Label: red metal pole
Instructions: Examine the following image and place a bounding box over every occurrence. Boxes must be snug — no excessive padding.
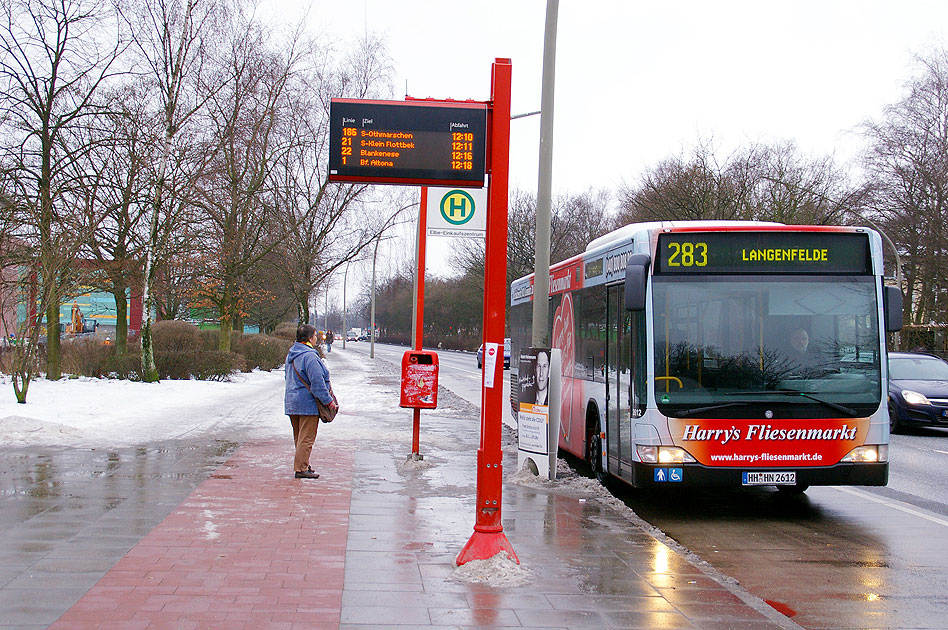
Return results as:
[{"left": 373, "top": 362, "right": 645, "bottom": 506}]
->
[
  {"left": 456, "top": 58, "right": 518, "bottom": 566},
  {"left": 412, "top": 187, "right": 428, "bottom": 456},
  {"left": 415, "top": 187, "right": 427, "bottom": 351}
]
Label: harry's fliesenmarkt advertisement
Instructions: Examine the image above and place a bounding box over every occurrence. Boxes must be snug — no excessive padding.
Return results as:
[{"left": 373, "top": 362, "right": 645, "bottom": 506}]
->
[{"left": 666, "top": 417, "right": 869, "bottom": 466}]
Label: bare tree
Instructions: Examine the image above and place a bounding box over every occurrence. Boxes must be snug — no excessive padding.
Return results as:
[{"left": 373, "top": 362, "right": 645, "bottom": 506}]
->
[
  {"left": 863, "top": 48, "right": 948, "bottom": 327},
  {"left": 194, "top": 15, "right": 301, "bottom": 352},
  {"left": 75, "top": 84, "right": 156, "bottom": 354},
  {"left": 616, "top": 141, "right": 751, "bottom": 224},
  {"left": 617, "top": 139, "right": 863, "bottom": 228},
  {"left": 750, "top": 142, "right": 863, "bottom": 225},
  {"left": 0, "top": 0, "right": 125, "bottom": 399},
  {"left": 270, "top": 32, "right": 399, "bottom": 326},
  {"left": 241, "top": 247, "right": 297, "bottom": 332},
  {"left": 123, "top": 0, "right": 229, "bottom": 381},
  {"left": 452, "top": 187, "right": 615, "bottom": 285}
]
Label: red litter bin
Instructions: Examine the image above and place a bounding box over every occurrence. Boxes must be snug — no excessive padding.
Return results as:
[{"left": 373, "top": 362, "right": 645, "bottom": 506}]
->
[{"left": 400, "top": 351, "right": 439, "bottom": 409}]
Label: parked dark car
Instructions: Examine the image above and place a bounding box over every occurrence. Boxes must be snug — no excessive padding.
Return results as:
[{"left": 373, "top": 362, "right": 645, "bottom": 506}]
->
[
  {"left": 888, "top": 352, "right": 948, "bottom": 433},
  {"left": 477, "top": 338, "right": 511, "bottom": 370}
]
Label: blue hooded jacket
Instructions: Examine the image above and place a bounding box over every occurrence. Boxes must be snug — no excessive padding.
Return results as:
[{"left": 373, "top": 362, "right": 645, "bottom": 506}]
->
[{"left": 284, "top": 342, "right": 332, "bottom": 415}]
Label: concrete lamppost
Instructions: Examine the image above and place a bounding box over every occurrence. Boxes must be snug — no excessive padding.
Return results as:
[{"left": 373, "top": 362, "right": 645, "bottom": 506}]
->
[
  {"left": 531, "top": 0, "right": 558, "bottom": 347},
  {"left": 370, "top": 235, "right": 382, "bottom": 359},
  {"left": 324, "top": 283, "right": 329, "bottom": 331},
  {"left": 342, "top": 260, "right": 351, "bottom": 349}
]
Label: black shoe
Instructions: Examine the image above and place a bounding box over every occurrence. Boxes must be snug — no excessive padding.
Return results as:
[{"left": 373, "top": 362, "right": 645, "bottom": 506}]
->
[
  {"left": 308, "top": 466, "right": 315, "bottom": 473},
  {"left": 295, "top": 470, "right": 319, "bottom": 479}
]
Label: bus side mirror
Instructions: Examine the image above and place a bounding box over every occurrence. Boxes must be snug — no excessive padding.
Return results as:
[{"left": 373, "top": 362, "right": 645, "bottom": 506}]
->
[
  {"left": 624, "top": 254, "right": 650, "bottom": 311},
  {"left": 883, "top": 285, "right": 903, "bottom": 332}
]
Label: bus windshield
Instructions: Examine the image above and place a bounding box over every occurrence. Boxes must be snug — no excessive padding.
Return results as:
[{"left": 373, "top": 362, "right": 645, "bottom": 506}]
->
[{"left": 652, "top": 276, "right": 882, "bottom": 418}]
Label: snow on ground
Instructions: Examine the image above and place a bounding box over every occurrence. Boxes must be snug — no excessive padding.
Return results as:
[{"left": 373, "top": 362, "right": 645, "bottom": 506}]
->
[{"left": 0, "top": 350, "right": 377, "bottom": 448}]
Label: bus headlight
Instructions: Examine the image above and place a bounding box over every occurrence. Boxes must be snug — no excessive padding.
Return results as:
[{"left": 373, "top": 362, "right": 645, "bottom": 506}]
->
[
  {"left": 636, "top": 445, "right": 697, "bottom": 464},
  {"left": 841, "top": 444, "right": 888, "bottom": 463},
  {"left": 901, "top": 390, "right": 931, "bottom": 406}
]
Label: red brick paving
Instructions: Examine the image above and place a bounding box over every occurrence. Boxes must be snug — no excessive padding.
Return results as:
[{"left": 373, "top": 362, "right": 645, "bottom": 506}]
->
[{"left": 49, "top": 440, "right": 351, "bottom": 630}]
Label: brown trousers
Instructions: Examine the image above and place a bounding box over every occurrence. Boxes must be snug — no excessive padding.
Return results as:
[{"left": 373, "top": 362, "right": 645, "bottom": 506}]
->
[{"left": 289, "top": 414, "right": 319, "bottom": 473}]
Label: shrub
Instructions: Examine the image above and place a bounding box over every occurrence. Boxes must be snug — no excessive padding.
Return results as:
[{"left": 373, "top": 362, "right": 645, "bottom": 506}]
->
[
  {"left": 104, "top": 351, "right": 144, "bottom": 380},
  {"left": 155, "top": 350, "right": 245, "bottom": 381},
  {"left": 234, "top": 334, "right": 291, "bottom": 371},
  {"left": 197, "top": 328, "right": 244, "bottom": 352},
  {"left": 197, "top": 329, "right": 219, "bottom": 351},
  {"left": 24, "top": 324, "right": 249, "bottom": 382},
  {"left": 378, "top": 333, "right": 410, "bottom": 346},
  {"left": 272, "top": 322, "right": 298, "bottom": 341},
  {"left": 62, "top": 337, "right": 113, "bottom": 378},
  {"left": 152, "top": 320, "right": 199, "bottom": 352},
  {"left": 0, "top": 345, "right": 16, "bottom": 374},
  {"left": 434, "top": 334, "right": 482, "bottom": 352}
]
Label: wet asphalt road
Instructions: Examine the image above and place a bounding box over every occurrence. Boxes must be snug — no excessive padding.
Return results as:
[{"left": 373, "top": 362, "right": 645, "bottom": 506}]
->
[
  {"left": 880, "top": 427, "right": 948, "bottom": 516},
  {"left": 608, "top": 428, "right": 948, "bottom": 629},
  {"left": 615, "top": 481, "right": 948, "bottom": 629}
]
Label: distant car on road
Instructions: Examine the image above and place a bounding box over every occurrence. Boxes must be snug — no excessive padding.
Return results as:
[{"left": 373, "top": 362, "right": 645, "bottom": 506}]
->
[
  {"left": 346, "top": 333, "right": 357, "bottom": 342},
  {"left": 477, "top": 338, "right": 511, "bottom": 370},
  {"left": 888, "top": 352, "right": 948, "bottom": 433}
]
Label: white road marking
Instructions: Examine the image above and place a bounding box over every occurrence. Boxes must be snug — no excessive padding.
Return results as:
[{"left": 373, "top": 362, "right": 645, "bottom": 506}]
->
[
  {"left": 836, "top": 487, "right": 948, "bottom": 527},
  {"left": 935, "top": 449, "right": 948, "bottom": 456}
]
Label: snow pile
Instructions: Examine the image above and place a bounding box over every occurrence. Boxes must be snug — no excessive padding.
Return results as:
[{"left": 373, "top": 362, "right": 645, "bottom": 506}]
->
[
  {"left": 450, "top": 552, "right": 531, "bottom": 587},
  {"left": 508, "top": 466, "right": 553, "bottom": 488},
  {"left": 398, "top": 455, "right": 433, "bottom": 471},
  {"left": 0, "top": 414, "right": 88, "bottom": 443}
]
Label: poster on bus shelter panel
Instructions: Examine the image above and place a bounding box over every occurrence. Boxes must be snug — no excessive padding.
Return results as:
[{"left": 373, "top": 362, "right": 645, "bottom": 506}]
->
[{"left": 517, "top": 348, "right": 561, "bottom": 480}]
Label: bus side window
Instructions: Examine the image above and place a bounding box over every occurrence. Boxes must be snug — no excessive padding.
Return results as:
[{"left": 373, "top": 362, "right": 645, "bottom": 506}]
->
[
  {"left": 582, "top": 288, "right": 606, "bottom": 383},
  {"left": 630, "top": 310, "right": 647, "bottom": 414}
]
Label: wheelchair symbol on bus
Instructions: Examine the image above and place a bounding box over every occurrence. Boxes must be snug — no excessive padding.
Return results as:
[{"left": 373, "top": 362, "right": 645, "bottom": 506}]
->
[{"left": 654, "top": 468, "right": 683, "bottom": 483}]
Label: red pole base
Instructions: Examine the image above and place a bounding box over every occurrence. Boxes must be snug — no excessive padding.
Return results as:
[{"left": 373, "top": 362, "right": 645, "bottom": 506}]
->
[{"left": 455, "top": 528, "right": 519, "bottom": 566}]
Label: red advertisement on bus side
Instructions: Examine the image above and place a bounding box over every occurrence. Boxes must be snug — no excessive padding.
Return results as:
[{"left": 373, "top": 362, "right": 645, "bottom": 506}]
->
[
  {"left": 666, "top": 417, "right": 870, "bottom": 467},
  {"left": 552, "top": 292, "right": 585, "bottom": 455}
]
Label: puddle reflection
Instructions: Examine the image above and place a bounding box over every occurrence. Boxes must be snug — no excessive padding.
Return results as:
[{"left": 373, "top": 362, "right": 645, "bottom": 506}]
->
[{"left": 0, "top": 440, "right": 239, "bottom": 528}]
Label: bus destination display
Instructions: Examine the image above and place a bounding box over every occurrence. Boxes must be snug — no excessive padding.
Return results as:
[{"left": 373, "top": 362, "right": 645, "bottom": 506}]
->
[
  {"left": 656, "top": 231, "right": 871, "bottom": 274},
  {"left": 329, "top": 99, "right": 487, "bottom": 186}
]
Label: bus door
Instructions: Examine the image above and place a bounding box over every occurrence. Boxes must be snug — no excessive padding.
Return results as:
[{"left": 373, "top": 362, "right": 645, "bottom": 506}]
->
[{"left": 607, "top": 284, "right": 633, "bottom": 482}]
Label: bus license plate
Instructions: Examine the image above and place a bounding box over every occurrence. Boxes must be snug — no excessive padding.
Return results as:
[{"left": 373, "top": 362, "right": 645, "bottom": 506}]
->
[{"left": 742, "top": 471, "right": 796, "bottom": 486}]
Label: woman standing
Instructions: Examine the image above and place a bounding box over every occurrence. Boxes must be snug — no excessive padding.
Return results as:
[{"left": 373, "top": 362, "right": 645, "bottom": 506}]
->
[{"left": 284, "top": 324, "right": 336, "bottom": 479}]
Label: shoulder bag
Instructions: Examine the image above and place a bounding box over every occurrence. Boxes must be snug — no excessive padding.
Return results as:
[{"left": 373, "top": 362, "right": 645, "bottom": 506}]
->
[{"left": 291, "top": 358, "right": 339, "bottom": 423}]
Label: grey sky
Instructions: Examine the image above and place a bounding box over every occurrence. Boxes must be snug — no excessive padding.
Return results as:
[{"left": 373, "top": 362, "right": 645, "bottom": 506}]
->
[{"left": 269, "top": 0, "right": 948, "bottom": 194}]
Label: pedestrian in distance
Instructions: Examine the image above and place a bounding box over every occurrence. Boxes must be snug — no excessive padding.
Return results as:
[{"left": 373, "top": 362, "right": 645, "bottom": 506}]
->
[
  {"left": 284, "top": 324, "right": 337, "bottom": 479},
  {"left": 326, "top": 330, "right": 334, "bottom": 353}
]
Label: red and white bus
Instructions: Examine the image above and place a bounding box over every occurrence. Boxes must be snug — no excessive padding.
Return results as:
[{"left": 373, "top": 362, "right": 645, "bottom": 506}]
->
[{"left": 509, "top": 221, "right": 903, "bottom": 491}]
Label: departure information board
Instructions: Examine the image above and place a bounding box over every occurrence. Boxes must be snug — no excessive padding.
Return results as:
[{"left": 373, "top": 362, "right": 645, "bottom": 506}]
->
[
  {"left": 656, "top": 231, "right": 872, "bottom": 274},
  {"left": 328, "top": 99, "right": 487, "bottom": 187}
]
